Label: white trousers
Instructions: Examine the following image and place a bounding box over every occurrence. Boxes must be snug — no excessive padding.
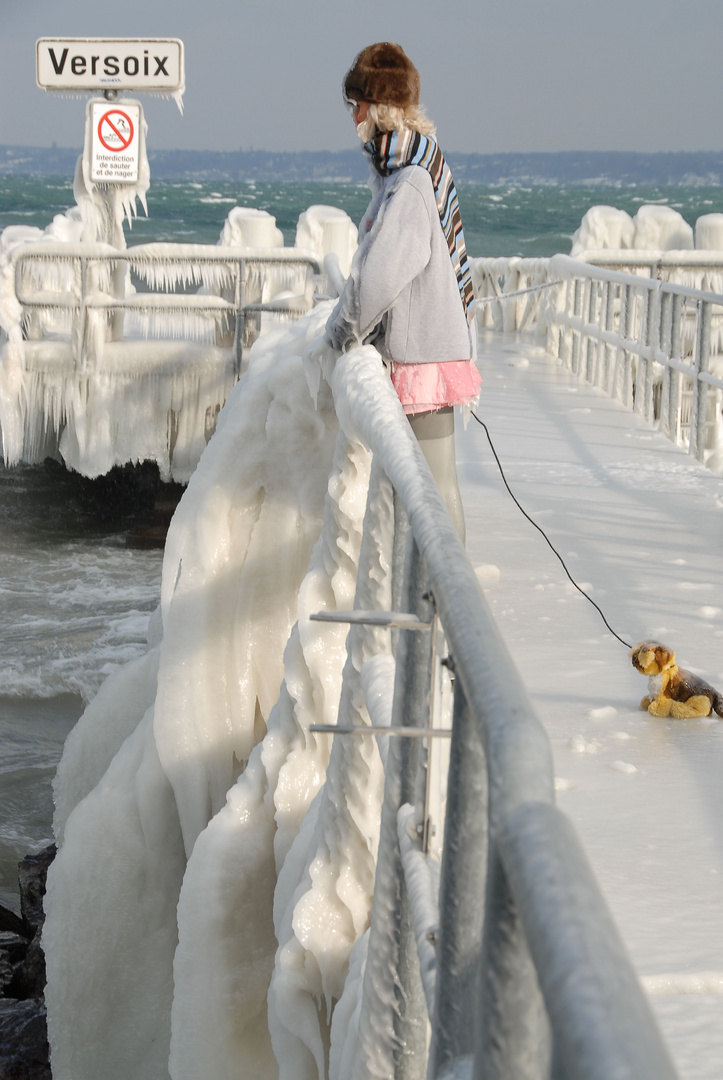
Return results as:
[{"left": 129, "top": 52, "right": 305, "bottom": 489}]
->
[{"left": 407, "top": 406, "right": 465, "bottom": 543}]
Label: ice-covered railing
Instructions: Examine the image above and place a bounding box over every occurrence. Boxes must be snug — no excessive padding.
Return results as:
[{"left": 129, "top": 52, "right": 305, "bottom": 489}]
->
[
  {"left": 469, "top": 254, "right": 723, "bottom": 475},
  {"left": 298, "top": 345, "right": 678, "bottom": 1079},
  {"left": 12, "top": 242, "right": 323, "bottom": 370},
  {"left": 1, "top": 240, "right": 323, "bottom": 480},
  {"left": 544, "top": 254, "right": 723, "bottom": 475},
  {"left": 469, "top": 256, "right": 551, "bottom": 333},
  {"left": 41, "top": 300, "right": 680, "bottom": 1080}
]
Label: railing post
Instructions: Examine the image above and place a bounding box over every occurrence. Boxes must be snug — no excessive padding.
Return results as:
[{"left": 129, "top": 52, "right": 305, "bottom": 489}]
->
[
  {"left": 636, "top": 286, "right": 658, "bottom": 423},
  {"left": 474, "top": 840, "right": 551, "bottom": 1080},
  {"left": 233, "top": 260, "right": 245, "bottom": 375},
  {"left": 601, "top": 280, "right": 615, "bottom": 392},
  {"left": 429, "top": 679, "right": 487, "bottom": 1080},
  {"left": 357, "top": 533, "right": 433, "bottom": 1080},
  {"left": 616, "top": 283, "right": 634, "bottom": 408},
  {"left": 690, "top": 299, "right": 712, "bottom": 462},
  {"left": 585, "top": 278, "right": 598, "bottom": 383},
  {"left": 77, "top": 255, "right": 88, "bottom": 370},
  {"left": 669, "top": 292, "right": 684, "bottom": 443},
  {"left": 570, "top": 279, "right": 582, "bottom": 375}
]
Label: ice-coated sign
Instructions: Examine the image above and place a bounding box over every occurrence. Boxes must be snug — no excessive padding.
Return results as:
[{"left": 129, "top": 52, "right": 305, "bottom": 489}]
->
[
  {"left": 36, "top": 38, "right": 184, "bottom": 93},
  {"left": 90, "top": 102, "right": 141, "bottom": 183}
]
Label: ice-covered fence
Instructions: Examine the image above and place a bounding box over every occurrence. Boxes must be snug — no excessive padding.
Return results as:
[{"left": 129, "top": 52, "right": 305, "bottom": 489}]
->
[
  {"left": 469, "top": 256, "right": 551, "bottom": 333},
  {"left": 320, "top": 347, "right": 678, "bottom": 1080},
  {"left": 2, "top": 241, "right": 322, "bottom": 480},
  {"left": 545, "top": 254, "right": 723, "bottom": 474},
  {"left": 13, "top": 242, "right": 322, "bottom": 371},
  {"left": 576, "top": 249, "right": 723, "bottom": 295},
  {"left": 469, "top": 253, "right": 723, "bottom": 476}
]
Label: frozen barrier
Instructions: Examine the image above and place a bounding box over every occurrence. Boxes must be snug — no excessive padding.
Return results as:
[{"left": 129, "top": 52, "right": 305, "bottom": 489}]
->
[
  {"left": 0, "top": 238, "right": 322, "bottom": 481},
  {"left": 311, "top": 347, "right": 678, "bottom": 1080},
  {"left": 42, "top": 303, "right": 679, "bottom": 1079},
  {"left": 470, "top": 253, "right": 723, "bottom": 476},
  {"left": 469, "top": 255, "right": 552, "bottom": 333},
  {"left": 544, "top": 254, "right": 723, "bottom": 476}
]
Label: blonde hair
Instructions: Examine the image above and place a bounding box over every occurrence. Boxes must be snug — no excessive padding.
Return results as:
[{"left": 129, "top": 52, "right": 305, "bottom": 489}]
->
[{"left": 356, "top": 102, "right": 436, "bottom": 143}]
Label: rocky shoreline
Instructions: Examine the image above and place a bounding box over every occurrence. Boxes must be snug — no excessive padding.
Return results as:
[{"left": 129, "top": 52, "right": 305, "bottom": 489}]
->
[{"left": 0, "top": 847, "right": 55, "bottom": 1080}]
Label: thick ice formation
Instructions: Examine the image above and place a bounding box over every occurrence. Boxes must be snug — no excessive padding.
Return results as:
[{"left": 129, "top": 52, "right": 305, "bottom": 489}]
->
[
  {"left": 219, "top": 207, "right": 284, "bottom": 249},
  {"left": 632, "top": 205, "right": 694, "bottom": 251},
  {"left": 43, "top": 305, "right": 412, "bottom": 1080},
  {"left": 295, "top": 206, "right": 359, "bottom": 278},
  {"left": 570, "top": 206, "right": 635, "bottom": 257},
  {"left": 695, "top": 213, "right": 723, "bottom": 251},
  {"left": 0, "top": 192, "right": 357, "bottom": 481},
  {"left": 571, "top": 203, "right": 698, "bottom": 255}
]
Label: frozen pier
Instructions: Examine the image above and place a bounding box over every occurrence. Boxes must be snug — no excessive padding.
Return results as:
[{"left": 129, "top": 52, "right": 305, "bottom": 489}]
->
[
  {"left": 460, "top": 328, "right": 723, "bottom": 1078},
  {"left": 41, "top": 290, "right": 723, "bottom": 1080}
]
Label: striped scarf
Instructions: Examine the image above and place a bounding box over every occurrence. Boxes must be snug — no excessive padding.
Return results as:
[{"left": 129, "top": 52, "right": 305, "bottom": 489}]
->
[{"left": 364, "top": 129, "right": 475, "bottom": 326}]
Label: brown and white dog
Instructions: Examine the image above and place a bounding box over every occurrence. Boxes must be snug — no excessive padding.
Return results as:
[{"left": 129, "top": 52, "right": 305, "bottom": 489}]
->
[{"left": 630, "top": 640, "right": 723, "bottom": 719}]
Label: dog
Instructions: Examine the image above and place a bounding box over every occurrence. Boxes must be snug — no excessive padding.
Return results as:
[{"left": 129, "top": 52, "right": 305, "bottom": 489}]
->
[{"left": 629, "top": 640, "right": 723, "bottom": 719}]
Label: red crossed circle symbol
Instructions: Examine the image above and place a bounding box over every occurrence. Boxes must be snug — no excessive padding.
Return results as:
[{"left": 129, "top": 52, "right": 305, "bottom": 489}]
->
[{"left": 97, "top": 109, "right": 135, "bottom": 153}]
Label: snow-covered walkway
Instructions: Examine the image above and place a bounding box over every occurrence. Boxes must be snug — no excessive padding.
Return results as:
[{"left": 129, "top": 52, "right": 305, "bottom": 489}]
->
[{"left": 458, "top": 330, "right": 723, "bottom": 1080}]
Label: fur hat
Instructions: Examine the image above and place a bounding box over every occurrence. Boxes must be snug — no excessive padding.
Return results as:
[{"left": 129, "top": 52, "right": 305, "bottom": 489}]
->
[{"left": 343, "top": 43, "right": 421, "bottom": 109}]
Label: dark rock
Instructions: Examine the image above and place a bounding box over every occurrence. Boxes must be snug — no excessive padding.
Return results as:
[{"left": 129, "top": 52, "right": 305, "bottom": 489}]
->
[
  {"left": 0, "top": 934, "right": 29, "bottom": 997},
  {"left": 0, "top": 938, "right": 26, "bottom": 969},
  {"left": 5, "top": 931, "right": 45, "bottom": 1003},
  {"left": 0, "top": 910, "right": 26, "bottom": 941},
  {"left": 0, "top": 999, "right": 50, "bottom": 1079},
  {"left": 17, "top": 848, "right": 55, "bottom": 933}
]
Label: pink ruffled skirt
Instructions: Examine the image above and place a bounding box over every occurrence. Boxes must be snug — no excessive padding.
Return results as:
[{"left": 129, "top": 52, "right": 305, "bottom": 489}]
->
[{"left": 389, "top": 359, "right": 482, "bottom": 415}]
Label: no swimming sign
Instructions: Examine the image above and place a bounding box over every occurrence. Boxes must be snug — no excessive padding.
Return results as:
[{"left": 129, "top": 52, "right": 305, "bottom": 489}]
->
[{"left": 90, "top": 102, "right": 141, "bottom": 183}]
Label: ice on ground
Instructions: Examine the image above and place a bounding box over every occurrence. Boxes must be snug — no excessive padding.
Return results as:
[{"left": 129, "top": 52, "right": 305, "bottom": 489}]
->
[
  {"left": 609, "top": 760, "right": 638, "bottom": 775},
  {"left": 474, "top": 563, "right": 501, "bottom": 584},
  {"left": 589, "top": 706, "right": 618, "bottom": 721},
  {"left": 459, "top": 330, "right": 723, "bottom": 1080}
]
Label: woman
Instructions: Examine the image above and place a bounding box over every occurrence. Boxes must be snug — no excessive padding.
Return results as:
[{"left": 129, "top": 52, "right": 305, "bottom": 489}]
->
[{"left": 325, "top": 41, "right": 480, "bottom": 541}]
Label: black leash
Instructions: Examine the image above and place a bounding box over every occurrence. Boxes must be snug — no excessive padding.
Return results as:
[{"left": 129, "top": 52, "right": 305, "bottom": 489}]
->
[{"left": 471, "top": 410, "right": 632, "bottom": 650}]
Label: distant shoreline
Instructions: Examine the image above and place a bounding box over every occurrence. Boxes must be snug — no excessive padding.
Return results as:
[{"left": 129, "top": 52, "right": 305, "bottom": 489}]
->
[{"left": 3, "top": 145, "right": 723, "bottom": 186}]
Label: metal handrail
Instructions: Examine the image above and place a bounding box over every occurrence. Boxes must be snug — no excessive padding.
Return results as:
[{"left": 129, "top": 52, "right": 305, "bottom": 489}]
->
[
  {"left": 12, "top": 242, "right": 323, "bottom": 373},
  {"left": 328, "top": 347, "right": 678, "bottom": 1080},
  {"left": 546, "top": 255, "right": 723, "bottom": 468}
]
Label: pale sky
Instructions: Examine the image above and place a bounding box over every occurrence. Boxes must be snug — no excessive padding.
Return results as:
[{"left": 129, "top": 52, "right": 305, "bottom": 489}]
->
[{"left": 2, "top": 0, "right": 723, "bottom": 156}]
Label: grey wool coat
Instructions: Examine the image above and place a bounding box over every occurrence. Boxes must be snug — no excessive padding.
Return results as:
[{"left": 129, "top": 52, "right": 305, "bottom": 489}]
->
[{"left": 325, "top": 165, "right": 476, "bottom": 365}]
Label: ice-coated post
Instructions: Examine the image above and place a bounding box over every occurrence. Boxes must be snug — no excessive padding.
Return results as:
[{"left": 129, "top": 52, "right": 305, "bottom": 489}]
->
[
  {"left": 636, "top": 286, "right": 658, "bottom": 423},
  {"left": 584, "top": 277, "right": 597, "bottom": 383},
  {"left": 570, "top": 278, "right": 582, "bottom": 375},
  {"left": 691, "top": 299, "right": 712, "bottom": 462},
  {"left": 616, "top": 282, "right": 634, "bottom": 408},
  {"left": 601, "top": 280, "right": 615, "bottom": 392},
  {"left": 357, "top": 533, "right": 432, "bottom": 1080},
  {"left": 429, "top": 679, "right": 488, "bottom": 1080},
  {"left": 668, "top": 291, "right": 684, "bottom": 444},
  {"left": 473, "top": 844, "right": 551, "bottom": 1080},
  {"left": 396, "top": 537, "right": 435, "bottom": 1079}
]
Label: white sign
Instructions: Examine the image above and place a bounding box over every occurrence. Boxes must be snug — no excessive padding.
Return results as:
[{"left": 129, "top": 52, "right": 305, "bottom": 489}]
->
[
  {"left": 37, "top": 38, "right": 184, "bottom": 93},
  {"left": 90, "top": 102, "right": 141, "bottom": 183}
]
